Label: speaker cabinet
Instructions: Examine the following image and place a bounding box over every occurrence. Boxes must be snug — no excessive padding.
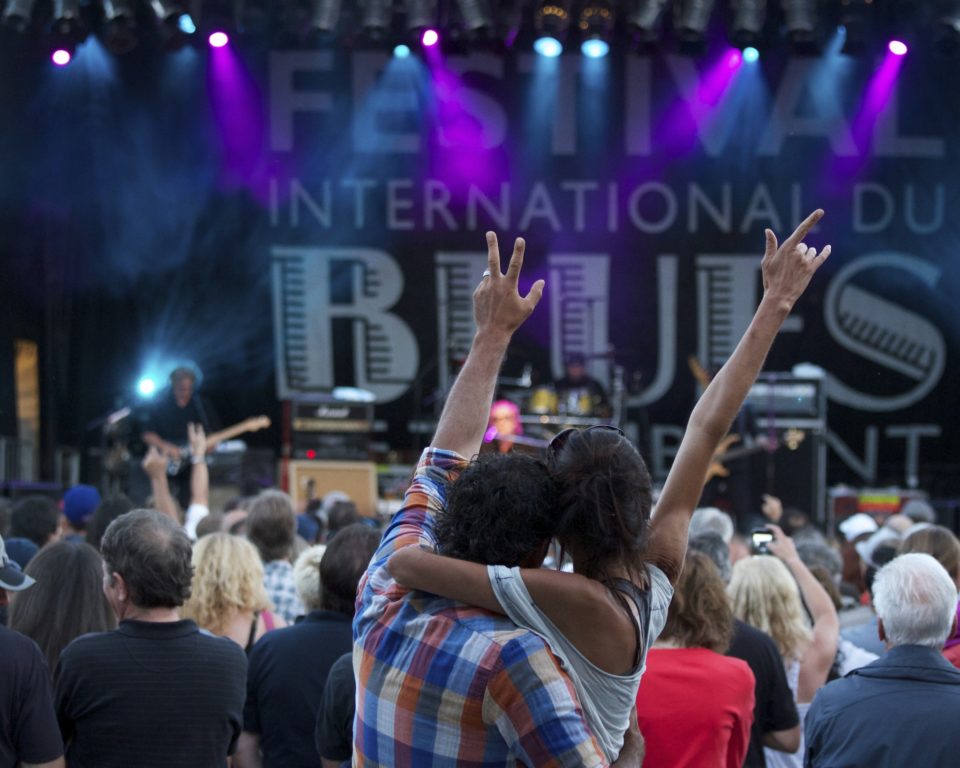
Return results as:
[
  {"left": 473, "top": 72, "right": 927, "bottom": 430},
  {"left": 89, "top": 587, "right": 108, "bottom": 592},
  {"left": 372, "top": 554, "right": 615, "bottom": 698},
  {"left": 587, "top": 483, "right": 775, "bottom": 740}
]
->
[{"left": 287, "top": 460, "right": 378, "bottom": 518}]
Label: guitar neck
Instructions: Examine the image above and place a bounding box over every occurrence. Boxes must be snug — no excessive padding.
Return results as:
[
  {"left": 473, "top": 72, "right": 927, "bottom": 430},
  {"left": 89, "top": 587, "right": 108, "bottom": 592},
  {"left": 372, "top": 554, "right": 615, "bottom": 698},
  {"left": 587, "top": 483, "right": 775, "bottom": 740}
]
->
[{"left": 206, "top": 420, "right": 264, "bottom": 448}]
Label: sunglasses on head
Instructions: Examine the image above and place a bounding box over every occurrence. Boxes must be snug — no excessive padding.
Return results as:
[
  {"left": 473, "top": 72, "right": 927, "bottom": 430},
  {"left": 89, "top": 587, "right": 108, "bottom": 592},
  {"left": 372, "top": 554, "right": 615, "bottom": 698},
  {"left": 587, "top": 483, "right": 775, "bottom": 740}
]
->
[{"left": 547, "top": 425, "right": 626, "bottom": 457}]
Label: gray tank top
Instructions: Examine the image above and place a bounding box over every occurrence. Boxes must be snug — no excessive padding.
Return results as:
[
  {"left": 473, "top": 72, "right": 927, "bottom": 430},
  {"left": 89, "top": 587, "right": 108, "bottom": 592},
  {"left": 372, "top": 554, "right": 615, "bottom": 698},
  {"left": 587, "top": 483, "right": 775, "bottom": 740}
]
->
[{"left": 487, "top": 563, "right": 674, "bottom": 762}]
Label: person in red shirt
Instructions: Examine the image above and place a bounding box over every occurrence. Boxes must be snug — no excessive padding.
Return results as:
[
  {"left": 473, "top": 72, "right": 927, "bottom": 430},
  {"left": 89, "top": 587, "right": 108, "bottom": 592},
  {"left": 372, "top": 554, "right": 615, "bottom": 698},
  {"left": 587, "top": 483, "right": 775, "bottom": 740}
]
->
[{"left": 636, "top": 551, "right": 755, "bottom": 768}]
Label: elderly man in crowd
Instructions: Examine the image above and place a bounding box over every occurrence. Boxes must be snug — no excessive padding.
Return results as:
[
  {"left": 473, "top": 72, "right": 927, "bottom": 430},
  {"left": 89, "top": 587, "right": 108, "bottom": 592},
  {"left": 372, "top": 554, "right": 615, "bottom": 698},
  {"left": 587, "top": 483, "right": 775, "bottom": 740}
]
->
[
  {"left": 804, "top": 553, "right": 960, "bottom": 766},
  {"left": 55, "top": 509, "right": 247, "bottom": 768}
]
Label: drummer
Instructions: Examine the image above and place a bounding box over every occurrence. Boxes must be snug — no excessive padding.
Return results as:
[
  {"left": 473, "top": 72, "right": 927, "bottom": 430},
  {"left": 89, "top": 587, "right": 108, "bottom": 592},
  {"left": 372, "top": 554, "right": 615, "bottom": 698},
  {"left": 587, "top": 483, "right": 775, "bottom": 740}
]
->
[{"left": 554, "top": 352, "right": 610, "bottom": 418}]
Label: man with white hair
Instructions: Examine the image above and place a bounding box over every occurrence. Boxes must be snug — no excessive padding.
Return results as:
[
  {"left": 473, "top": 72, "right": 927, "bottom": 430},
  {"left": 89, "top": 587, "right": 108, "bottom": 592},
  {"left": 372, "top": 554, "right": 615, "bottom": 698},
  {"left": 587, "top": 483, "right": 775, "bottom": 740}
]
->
[{"left": 804, "top": 553, "right": 960, "bottom": 767}]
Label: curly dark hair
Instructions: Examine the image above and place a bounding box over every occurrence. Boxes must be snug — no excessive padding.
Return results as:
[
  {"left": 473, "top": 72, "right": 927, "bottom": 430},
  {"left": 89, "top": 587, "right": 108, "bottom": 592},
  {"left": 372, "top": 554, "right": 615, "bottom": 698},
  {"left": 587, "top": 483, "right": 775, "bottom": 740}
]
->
[
  {"left": 435, "top": 453, "right": 558, "bottom": 567},
  {"left": 661, "top": 550, "right": 733, "bottom": 653},
  {"left": 101, "top": 509, "right": 193, "bottom": 609},
  {"left": 550, "top": 429, "right": 652, "bottom": 583}
]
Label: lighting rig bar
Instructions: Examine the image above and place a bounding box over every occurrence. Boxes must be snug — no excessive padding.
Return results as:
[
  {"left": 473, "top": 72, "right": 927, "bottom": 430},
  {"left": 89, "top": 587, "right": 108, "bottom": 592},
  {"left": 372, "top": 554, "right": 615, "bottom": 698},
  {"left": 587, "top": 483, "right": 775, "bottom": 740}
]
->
[{"left": 0, "top": 0, "right": 953, "bottom": 60}]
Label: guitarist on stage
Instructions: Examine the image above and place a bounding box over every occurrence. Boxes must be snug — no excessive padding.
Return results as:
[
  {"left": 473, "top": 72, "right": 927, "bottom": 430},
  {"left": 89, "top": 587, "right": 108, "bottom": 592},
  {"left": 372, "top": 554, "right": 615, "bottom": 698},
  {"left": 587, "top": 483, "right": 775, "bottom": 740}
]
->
[{"left": 140, "top": 365, "right": 218, "bottom": 509}]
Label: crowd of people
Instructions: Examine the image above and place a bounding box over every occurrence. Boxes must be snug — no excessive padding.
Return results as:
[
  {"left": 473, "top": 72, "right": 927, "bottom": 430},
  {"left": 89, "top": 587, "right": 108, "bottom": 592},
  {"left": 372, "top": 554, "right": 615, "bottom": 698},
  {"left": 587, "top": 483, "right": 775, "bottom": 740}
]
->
[{"left": 2, "top": 218, "right": 960, "bottom": 767}]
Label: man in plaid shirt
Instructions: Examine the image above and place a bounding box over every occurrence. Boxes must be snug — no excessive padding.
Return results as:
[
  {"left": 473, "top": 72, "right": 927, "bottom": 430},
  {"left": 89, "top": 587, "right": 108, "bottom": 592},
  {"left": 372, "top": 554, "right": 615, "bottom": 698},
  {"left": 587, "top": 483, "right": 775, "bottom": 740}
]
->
[{"left": 353, "top": 234, "right": 642, "bottom": 767}]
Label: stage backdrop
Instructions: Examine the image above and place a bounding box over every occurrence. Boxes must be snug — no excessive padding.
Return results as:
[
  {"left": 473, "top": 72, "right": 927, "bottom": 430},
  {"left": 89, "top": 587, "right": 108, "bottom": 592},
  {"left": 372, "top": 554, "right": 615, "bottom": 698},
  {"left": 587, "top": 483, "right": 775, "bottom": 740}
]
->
[{"left": 0, "top": 39, "right": 958, "bottom": 496}]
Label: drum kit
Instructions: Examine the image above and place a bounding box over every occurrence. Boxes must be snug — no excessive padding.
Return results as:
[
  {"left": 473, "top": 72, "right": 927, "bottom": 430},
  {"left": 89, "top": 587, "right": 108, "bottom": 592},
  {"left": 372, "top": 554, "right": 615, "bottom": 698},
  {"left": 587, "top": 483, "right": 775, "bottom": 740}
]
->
[{"left": 528, "top": 385, "right": 597, "bottom": 418}]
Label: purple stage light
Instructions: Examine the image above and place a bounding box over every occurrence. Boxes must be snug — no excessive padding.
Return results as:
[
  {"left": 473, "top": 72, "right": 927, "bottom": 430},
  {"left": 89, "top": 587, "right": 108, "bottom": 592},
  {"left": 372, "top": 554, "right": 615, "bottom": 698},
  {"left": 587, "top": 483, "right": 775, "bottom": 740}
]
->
[
  {"left": 728, "top": 50, "right": 742, "bottom": 68},
  {"left": 422, "top": 28, "right": 439, "bottom": 47},
  {"left": 52, "top": 49, "right": 72, "bottom": 66},
  {"left": 888, "top": 40, "right": 908, "bottom": 56},
  {"left": 209, "top": 31, "right": 229, "bottom": 48}
]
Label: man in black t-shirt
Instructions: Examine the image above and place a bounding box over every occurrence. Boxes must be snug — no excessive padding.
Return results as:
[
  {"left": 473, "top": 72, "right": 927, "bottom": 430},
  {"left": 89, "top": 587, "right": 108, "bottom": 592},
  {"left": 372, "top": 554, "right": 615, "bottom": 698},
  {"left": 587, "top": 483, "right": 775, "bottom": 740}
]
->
[
  {"left": 236, "top": 524, "right": 380, "bottom": 768},
  {"left": 553, "top": 352, "right": 610, "bottom": 417},
  {"left": 55, "top": 510, "right": 246, "bottom": 768},
  {"left": 140, "top": 366, "right": 215, "bottom": 508},
  {"left": 315, "top": 652, "right": 354, "bottom": 768}
]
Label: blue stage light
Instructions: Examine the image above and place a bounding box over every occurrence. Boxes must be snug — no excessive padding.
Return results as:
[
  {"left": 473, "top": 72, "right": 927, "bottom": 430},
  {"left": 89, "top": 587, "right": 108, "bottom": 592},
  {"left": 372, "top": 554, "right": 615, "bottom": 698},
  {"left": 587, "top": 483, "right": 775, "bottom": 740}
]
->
[
  {"left": 137, "top": 377, "right": 157, "bottom": 398},
  {"left": 393, "top": 43, "right": 411, "bottom": 58},
  {"left": 534, "top": 36, "right": 563, "bottom": 57},
  {"left": 581, "top": 38, "right": 609, "bottom": 58},
  {"left": 743, "top": 46, "right": 760, "bottom": 62}
]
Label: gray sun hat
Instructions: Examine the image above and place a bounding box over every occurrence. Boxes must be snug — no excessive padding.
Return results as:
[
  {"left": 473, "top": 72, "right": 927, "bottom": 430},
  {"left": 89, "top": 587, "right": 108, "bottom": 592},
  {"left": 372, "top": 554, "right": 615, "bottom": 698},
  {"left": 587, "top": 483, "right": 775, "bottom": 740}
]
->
[{"left": 0, "top": 534, "right": 35, "bottom": 591}]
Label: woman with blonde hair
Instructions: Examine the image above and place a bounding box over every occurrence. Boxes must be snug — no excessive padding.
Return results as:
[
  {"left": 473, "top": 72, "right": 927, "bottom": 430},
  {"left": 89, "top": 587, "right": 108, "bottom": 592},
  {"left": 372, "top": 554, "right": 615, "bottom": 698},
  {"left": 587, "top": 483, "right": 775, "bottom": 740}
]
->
[
  {"left": 728, "top": 525, "right": 838, "bottom": 768},
  {"left": 182, "top": 533, "right": 285, "bottom": 651}
]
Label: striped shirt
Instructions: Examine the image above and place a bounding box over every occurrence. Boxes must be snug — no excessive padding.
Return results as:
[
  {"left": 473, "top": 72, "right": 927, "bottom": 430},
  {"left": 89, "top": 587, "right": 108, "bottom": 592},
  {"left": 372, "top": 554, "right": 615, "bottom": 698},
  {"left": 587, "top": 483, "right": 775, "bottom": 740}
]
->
[{"left": 353, "top": 448, "right": 607, "bottom": 767}]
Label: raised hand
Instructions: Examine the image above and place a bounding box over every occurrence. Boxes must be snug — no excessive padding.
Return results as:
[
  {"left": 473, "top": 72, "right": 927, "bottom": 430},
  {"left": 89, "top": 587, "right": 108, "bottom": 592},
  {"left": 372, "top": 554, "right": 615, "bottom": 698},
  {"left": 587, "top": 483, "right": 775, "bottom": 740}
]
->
[
  {"left": 762, "top": 209, "right": 831, "bottom": 311},
  {"left": 187, "top": 422, "right": 207, "bottom": 458},
  {"left": 764, "top": 523, "right": 800, "bottom": 563},
  {"left": 141, "top": 446, "right": 167, "bottom": 478},
  {"left": 472, "top": 232, "right": 545, "bottom": 340}
]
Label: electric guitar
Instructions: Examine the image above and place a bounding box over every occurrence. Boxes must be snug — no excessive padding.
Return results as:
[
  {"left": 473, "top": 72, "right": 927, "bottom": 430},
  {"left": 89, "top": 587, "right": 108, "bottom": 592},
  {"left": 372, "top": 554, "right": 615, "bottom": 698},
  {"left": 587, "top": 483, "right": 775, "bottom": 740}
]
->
[{"left": 166, "top": 416, "right": 271, "bottom": 475}]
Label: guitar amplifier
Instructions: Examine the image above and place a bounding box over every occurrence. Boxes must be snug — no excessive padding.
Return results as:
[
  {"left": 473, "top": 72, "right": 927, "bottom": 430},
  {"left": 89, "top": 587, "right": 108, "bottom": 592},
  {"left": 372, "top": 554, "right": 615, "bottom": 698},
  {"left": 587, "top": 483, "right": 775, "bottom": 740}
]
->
[{"left": 290, "top": 398, "right": 372, "bottom": 461}]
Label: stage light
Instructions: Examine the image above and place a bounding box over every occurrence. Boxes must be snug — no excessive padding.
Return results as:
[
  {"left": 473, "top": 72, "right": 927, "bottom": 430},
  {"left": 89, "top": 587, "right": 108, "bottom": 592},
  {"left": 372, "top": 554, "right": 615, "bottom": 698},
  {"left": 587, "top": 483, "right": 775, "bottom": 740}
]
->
[
  {"left": 102, "top": 0, "right": 138, "bottom": 54},
  {"left": 838, "top": 0, "right": 874, "bottom": 55},
  {"left": 581, "top": 38, "right": 609, "bottom": 57},
  {"left": 52, "top": 0, "right": 83, "bottom": 38},
  {"left": 934, "top": 2, "right": 960, "bottom": 56},
  {"left": 405, "top": 0, "right": 436, "bottom": 31},
  {"left": 421, "top": 27, "right": 439, "bottom": 45},
  {"left": 887, "top": 40, "right": 907, "bottom": 56},
  {"left": 534, "top": 36, "right": 563, "bottom": 56},
  {"left": 308, "top": 0, "right": 341, "bottom": 35},
  {"left": 535, "top": 0, "right": 572, "bottom": 48},
  {"left": 137, "top": 377, "right": 158, "bottom": 397},
  {"left": 150, "top": 2, "right": 195, "bottom": 48},
  {"left": 579, "top": 0, "right": 613, "bottom": 57},
  {"left": 52, "top": 48, "right": 72, "bottom": 65},
  {"left": 393, "top": 43, "right": 411, "bottom": 57},
  {"left": 359, "top": 0, "right": 391, "bottom": 38},
  {"left": 675, "top": 0, "right": 716, "bottom": 49},
  {"left": 730, "top": 0, "right": 765, "bottom": 48},
  {"left": 626, "top": 0, "right": 668, "bottom": 45},
  {"left": 150, "top": 0, "right": 182, "bottom": 23},
  {"left": 743, "top": 45, "right": 760, "bottom": 61},
  {"left": 781, "top": 0, "right": 818, "bottom": 51},
  {"left": 2, "top": 0, "right": 35, "bottom": 33},
  {"left": 455, "top": 0, "right": 492, "bottom": 34},
  {"left": 208, "top": 30, "right": 229, "bottom": 46},
  {"left": 178, "top": 14, "right": 196, "bottom": 34}
]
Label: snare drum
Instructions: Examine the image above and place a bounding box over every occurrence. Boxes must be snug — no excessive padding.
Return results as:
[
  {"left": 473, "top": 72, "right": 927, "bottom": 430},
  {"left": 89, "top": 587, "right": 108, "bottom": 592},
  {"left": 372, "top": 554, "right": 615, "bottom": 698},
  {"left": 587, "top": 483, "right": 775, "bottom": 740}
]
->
[{"left": 529, "top": 386, "right": 558, "bottom": 415}]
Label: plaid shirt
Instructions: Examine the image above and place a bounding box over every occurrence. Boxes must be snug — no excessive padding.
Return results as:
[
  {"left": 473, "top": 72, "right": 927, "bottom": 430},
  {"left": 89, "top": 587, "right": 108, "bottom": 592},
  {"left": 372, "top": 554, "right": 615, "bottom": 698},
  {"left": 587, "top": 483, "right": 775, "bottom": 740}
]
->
[
  {"left": 263, "top": 560, "right": 304, "bottom": 625},
  {"left": 353, "top": 448, "right": 607, "bottom": 767}
]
